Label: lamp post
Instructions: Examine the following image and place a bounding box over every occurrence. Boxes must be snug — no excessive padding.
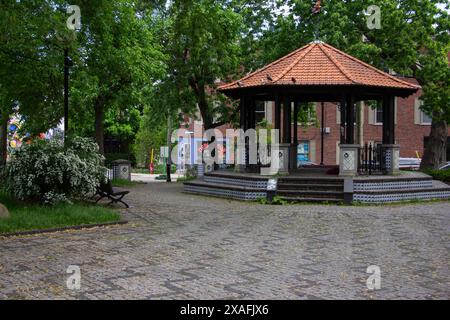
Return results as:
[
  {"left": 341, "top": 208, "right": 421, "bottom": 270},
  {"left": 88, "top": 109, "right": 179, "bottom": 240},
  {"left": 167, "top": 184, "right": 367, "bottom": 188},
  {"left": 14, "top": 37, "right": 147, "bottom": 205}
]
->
[
  {"left": 64, "top": 48, "right": 70, "bottom": 136},
  {"left": 166, "top": 114, "right": 172, "bottom": 183}
]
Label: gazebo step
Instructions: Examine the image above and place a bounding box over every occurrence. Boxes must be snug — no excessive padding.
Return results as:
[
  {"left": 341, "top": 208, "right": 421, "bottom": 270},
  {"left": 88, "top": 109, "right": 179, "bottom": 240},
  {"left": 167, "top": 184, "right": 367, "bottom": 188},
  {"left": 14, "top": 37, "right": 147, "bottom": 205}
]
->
[
  {"left": 277, "top": 190, "right": 344, "bottom": 199},
  {"left": 184, "top": 180, "right": 266, "bottom": 192},
  {"left": 277, "top": 183, "right": 344, "bottom": 191},
  {"left": 183, "top": 181, "right": 267, "bottom": 201},
  {"left": 278, "top": 178, "right": 344, "bottom": 185}
]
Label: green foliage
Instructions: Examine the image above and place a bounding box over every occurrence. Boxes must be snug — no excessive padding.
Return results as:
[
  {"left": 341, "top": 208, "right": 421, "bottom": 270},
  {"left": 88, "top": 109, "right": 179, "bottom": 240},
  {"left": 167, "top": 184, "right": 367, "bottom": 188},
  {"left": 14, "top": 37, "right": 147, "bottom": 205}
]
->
[
  {"left": 2, "top": 137, "right": 106, "bottom": 205},
  {"left": 155, "top": 164, "right": 177, "bottom": 175},
  {"left": 133, "top": 105, "right": 168, "bottom": 167},
  {"left": 176, "top": 175, "right": 197, "bottom": 183},
  {"left": 257, "top": 197, "right": 269, "bottom": 205},
  {"left": 257, "top": 196, "right": 288, "bottom": 205},
  {"left": 297, "top": 102, "right": 319, "bottom": 128},
  {"left": 423, "top": 169, "right": 450, "bottom": 183},
  {"left": 69, "top": 0, "right": 167, "bottom": 152},
  {"left": 256, "top": 119, "right": 274, "bottom": 144},
  {"left": 0, "top": 1, "right": 66, "bottom": 135},
  {"left": 1, "top": 0, "right": 449, "bottom": 170},
  {"left": 161, "top": 0, "right": 244, "bottom": 129}
]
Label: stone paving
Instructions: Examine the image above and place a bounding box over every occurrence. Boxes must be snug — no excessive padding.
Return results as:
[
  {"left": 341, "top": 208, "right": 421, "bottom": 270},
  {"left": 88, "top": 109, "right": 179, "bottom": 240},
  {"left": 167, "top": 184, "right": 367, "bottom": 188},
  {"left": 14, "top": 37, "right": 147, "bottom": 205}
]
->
[{"left": 0, "top": 183, "right": 449, "bottom": 300}]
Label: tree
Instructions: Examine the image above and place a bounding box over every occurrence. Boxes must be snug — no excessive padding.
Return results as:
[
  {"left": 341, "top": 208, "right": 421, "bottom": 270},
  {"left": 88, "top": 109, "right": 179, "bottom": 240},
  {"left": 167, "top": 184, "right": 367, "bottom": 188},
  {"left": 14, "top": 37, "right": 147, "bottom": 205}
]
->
[
  {"left": 69, "top": 0, "right": 166, "bottom": 155},
  {"left": 254, "top": 0, "right": 450, "bottom": 168},
  {"left": 0, "top": 1, "right": 66, "bottom": 165},
  {"left": 133, "top": 103, "right": 168, "bottom": 167},
  {"left": 164, "top": 0, "right": 243, "bottom": 130},
  {"left": 418, "top": 45, "right": 450, "bottom": 168}
]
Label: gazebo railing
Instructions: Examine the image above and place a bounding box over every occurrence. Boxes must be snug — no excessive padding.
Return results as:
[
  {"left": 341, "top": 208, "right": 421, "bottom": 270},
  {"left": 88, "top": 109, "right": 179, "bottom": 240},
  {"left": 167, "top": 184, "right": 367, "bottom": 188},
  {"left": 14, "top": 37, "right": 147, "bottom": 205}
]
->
[{"left": 358, "top": 143, "right": 387, "bottom": 175}]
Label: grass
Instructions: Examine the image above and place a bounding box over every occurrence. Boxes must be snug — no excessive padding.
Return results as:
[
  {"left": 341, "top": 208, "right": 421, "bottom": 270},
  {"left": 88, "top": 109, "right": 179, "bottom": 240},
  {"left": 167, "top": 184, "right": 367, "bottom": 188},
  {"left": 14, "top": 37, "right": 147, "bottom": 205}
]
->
[
  {"left": 132, "top": 164, "right": 177, "bottom": 175},
  {"left": 132, "top": 167, "right": 150, "bottom": 174},
  {"left": 0, "top": 192, "right": 121, "bottom": 235},
  {"left": 176, "top": 176, "right": 197, "bottom": 182},
  {"left": 111, "top": 179, "right": 138, "bottom": 187}
]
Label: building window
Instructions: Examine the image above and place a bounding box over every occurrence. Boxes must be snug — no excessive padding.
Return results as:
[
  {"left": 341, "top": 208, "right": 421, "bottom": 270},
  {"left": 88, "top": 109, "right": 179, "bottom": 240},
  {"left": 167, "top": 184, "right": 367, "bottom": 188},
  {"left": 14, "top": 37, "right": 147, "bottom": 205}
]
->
[
  {"left": 415, "top": 98, "right": 431, "bottom": 125},
  {"left": 375, "top": 106, "right": 383, "bottom": 124},
  {"left": 255, "top": 101, "right": 266, "bottom": 124},
  {"left": 421, "top": 111, "right": 432, "bottom": 124}
]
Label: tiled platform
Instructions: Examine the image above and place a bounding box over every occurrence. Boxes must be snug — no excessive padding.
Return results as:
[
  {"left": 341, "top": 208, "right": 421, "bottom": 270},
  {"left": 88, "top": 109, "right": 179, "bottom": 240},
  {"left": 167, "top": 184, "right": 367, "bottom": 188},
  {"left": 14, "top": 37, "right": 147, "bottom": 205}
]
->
[{"left": 184, "top": 170, "right": 450, "bottom": 203}]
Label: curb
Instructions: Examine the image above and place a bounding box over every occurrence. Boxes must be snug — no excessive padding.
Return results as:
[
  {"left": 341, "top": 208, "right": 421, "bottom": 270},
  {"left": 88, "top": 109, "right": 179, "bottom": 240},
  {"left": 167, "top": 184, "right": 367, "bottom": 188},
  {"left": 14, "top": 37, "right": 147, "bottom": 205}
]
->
[{"left": 0, "top": 220, "right": 129, "bottom": 238}]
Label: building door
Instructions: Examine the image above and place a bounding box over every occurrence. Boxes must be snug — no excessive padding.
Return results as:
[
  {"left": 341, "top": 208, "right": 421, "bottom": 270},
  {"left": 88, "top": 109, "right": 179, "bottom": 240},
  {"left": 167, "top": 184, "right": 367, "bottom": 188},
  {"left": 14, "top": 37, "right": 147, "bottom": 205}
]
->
[{"left": 297, "top": 141, "right": 310, "bottom": 167}]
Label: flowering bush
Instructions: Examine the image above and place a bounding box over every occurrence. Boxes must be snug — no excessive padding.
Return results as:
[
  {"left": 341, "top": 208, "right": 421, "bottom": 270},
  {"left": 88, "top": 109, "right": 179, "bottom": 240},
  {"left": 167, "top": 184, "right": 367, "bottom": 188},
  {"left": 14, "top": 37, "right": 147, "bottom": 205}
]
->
[{"left": 2, "top": 137, "right": 106, "bottom": 205}]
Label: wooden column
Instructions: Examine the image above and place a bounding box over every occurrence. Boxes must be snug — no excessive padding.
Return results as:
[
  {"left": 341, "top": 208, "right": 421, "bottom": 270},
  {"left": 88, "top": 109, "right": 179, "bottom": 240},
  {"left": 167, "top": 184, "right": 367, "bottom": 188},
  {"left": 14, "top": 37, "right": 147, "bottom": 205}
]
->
[
  {"left": 345, "top": 94, "right": 355, "bottom": 144},
  {"left": 245, "top": 96, "right": 251, "bottom": 131},
  {"left": 340, "top": 96, "right": 346, "bottom": 144},
  {"left": 275, "top": 95, "right": 281, "bottom": 143},
  {"left": 249, "top": 97, "right": 256, "bottom": 130},
  {"left": 293, "top": 102, "right": 299, "bottom": 145},
  {"left": 241, "top": 96, "right": 250, "bottom": 168},
  {"left": 382, "top": 95, "right": 395, "bottom": 144},
  {"left": 320, "top": 102, "right": 325, "bottom": 165},
  {"left": 239, "top": 97, "right": 246, "bottom": 130},
  {"left": 283, "top": 96, "right": 292, "bottom": 144}
]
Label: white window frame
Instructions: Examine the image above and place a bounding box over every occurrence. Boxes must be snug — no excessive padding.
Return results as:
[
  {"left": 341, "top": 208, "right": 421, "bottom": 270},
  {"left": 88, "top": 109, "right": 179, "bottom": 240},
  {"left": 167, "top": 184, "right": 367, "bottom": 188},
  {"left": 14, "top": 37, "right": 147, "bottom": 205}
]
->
[{"left": 414, "top": 98, "right": 432, "bottom": 126}]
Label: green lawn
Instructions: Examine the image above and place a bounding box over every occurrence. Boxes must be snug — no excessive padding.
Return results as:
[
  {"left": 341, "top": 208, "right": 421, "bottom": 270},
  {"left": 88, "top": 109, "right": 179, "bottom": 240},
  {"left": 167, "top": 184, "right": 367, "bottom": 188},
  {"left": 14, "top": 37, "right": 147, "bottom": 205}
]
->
[
  {"left": 132, "top": 164, "right": 177, "bottom": 175},
  {"left": 0, "top": 193, "right": 121, "bottom": 235},
  {"left": 111, "top": 179, "right": 138, "bottom": 187}
]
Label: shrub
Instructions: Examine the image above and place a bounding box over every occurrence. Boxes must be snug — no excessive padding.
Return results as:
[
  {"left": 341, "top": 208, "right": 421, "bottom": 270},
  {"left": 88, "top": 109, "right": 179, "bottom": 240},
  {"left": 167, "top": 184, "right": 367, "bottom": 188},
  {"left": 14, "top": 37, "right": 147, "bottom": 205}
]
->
[
  {"left": 423, "top": 169, "right": 450, "bottom": 183},
  {"left": 2, "top": 137, "right": 106, "bottom": 205}
]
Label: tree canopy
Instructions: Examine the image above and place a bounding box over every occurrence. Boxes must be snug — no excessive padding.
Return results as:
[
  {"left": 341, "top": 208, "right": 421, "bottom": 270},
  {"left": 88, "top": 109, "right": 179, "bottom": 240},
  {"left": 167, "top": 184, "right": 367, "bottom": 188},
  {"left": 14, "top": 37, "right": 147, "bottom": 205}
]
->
[{"left": 0, "top": 0, "right": 449, "bottom": 167}]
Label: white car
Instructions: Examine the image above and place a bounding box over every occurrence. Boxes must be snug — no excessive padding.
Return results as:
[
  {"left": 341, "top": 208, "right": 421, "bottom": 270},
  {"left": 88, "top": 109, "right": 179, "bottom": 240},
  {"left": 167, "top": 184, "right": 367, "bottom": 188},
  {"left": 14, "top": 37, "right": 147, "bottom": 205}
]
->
[
  {"left": 439, "top": 162, "right": 450, "bottom": 170},
  {"left": 399, "top": 158, "right": 421, "bottom": 170}
]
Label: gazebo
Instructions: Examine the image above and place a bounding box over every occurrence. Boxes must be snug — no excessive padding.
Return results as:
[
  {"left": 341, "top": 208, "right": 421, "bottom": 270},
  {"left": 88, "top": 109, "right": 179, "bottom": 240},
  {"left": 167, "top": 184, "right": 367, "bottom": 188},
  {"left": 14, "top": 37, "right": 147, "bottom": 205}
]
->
[
  {"left": 184, "top": 41, "right": 450, "bottom": 203},
  {"left": 217, "top": 41, "right": 420, "bottom": 176}
]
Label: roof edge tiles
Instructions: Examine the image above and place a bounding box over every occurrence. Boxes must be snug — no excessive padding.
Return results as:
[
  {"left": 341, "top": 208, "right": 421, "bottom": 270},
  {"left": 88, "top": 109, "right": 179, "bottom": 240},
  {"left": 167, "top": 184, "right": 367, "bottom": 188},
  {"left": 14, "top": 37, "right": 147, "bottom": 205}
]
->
[{"left": 218, "top": 41, "right": 421, "bottom": 93}]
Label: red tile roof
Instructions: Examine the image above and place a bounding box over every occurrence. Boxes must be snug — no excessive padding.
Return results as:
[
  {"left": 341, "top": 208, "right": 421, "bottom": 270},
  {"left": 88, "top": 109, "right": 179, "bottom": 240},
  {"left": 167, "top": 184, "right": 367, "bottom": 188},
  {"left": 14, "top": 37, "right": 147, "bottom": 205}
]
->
[{"left": 218, "top": 41, "right": 420, "bottom": 93}]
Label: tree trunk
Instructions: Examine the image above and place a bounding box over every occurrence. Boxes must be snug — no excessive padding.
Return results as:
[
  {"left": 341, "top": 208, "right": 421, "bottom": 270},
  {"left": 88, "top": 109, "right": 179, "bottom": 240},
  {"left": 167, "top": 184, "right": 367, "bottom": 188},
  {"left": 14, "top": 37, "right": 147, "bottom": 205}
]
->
[
  {"left": 0, "top": 113, "right": 8, "bottom": 166},
  {"left": 188, "top": 78, "right": 215, "bottom": 130},
  {"left": 94, "top": 100, "right": 105, "bottom": 156},
  {"left": 198, "top": 89, "right": 214, "bottom": 130},
  {"left": 420, "top": 118, "right": 448, "bottom": 169}
]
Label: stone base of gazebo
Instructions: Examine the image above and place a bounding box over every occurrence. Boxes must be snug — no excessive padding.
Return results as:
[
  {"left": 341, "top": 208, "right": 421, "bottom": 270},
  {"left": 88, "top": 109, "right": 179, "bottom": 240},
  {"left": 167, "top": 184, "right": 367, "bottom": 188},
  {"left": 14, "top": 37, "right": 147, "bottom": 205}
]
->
[{"left": 183, "top": 170, "right": 450, "bottom": 204}]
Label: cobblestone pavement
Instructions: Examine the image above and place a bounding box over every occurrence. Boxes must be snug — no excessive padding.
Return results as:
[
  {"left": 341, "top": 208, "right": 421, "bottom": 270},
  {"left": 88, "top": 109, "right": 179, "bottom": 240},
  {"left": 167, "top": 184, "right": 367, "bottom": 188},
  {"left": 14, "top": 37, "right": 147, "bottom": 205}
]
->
[{"left": 0, "top": 183, "right": 449, "bottom": 300}]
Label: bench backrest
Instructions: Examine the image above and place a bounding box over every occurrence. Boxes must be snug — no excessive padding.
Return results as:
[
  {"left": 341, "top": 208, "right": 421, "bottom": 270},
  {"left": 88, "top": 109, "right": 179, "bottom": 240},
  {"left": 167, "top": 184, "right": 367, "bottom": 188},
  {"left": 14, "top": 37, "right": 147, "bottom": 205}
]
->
[{"left": 99, "top": 179, "right": 114, "bottom": 194}]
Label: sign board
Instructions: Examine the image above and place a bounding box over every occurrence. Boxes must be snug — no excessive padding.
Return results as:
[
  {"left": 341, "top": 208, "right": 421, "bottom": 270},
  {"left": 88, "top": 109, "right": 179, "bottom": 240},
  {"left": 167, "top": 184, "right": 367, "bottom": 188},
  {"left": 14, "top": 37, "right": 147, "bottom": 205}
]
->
[{"left": 160, "top": 146, "right": 169, "bottom": 158}]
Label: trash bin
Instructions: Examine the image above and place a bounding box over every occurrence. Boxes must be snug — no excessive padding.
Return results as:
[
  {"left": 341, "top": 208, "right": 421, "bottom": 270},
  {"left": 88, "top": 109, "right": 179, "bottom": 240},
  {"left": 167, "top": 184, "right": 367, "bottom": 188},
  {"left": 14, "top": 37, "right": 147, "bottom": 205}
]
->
[{"left": 112, "top": 159, "right": 132, "bottom": 181}]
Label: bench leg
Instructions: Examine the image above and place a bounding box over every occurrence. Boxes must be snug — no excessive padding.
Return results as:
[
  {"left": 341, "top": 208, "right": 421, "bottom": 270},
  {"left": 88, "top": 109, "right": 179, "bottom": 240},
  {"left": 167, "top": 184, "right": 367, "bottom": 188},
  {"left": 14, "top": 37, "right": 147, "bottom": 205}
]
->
[{"left": 107, "top": 195, "right": 130, "bottom": 208}]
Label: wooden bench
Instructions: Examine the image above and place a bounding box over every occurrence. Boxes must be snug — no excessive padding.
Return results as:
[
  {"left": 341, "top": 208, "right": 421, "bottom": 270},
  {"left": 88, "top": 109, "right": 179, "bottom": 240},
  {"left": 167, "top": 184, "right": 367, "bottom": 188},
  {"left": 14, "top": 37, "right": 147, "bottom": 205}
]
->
[{"left": 95, "top": 180, "right": 130, "bottom": 208}]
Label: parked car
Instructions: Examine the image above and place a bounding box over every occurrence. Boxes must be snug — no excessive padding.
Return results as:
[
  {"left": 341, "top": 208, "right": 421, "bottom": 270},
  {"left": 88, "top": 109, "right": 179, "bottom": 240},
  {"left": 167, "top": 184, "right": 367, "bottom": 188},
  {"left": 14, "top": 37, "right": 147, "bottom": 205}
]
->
[
  {"left": 399, "top": 158, "right": 421, "bottom": 170},
  {"left": 438, "top": 162, "right": 450, "bottom": 170}
]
